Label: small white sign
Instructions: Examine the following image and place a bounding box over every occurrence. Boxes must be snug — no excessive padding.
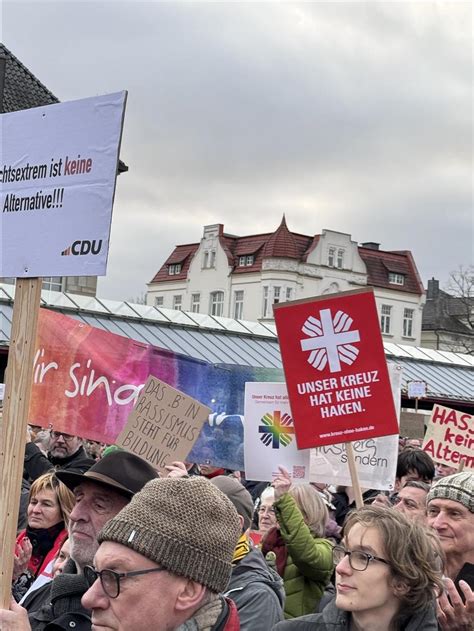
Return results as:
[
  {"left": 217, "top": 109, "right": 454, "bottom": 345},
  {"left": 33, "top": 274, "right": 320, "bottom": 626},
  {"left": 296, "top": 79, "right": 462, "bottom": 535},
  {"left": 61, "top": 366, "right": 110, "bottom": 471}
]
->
[
  {"left": 0, "top": 92, "right": 127, "bottom": 278},
  {"left": 407, "top": 380, "right": 427, "bottom": 399},
  {"left": 244, "top": 382, "right": 310, "bottom": 483}
]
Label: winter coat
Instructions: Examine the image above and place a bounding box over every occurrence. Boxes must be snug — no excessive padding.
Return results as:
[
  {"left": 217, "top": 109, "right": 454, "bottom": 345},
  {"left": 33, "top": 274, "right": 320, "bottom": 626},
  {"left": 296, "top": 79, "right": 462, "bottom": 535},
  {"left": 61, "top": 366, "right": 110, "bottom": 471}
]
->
[
  {"left": 224, "top": 547, "right": 285, "bottom": 630},
  {"left": 24, "top": 443, "right": 95, "bottom": 482},
  {"left": 28, "top": 559, "right": 91, "bottom": 631},
  {"left": 177, "top": 596, "right": 240, "bottom": 631},
  {"left": 272, "top": 597, "right": 439, "bottom": 630},
  {"left": 265, "top": 493, "right": 333, "bottom": 619}
]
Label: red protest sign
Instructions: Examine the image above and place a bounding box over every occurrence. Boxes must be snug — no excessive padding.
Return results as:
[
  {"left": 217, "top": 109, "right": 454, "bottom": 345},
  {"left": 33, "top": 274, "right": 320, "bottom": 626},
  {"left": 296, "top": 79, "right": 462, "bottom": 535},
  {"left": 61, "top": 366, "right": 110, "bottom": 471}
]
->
[
  {"left": 273, "top": 288, "right": 398, "bottom": 448},
  {"left": 422, "top": 404, "right": 473, "bottom": 470}
]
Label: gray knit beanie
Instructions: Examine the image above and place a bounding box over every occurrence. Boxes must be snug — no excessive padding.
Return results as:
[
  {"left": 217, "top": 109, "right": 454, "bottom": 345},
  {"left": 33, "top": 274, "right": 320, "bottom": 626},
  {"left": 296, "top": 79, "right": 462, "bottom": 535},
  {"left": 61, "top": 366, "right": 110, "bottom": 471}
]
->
[
  {"left": 427, "top": 472, "right": 474, "bottom": 513},
  {"left": 98, "top": 476, "right": 241, "bottom": 593}
]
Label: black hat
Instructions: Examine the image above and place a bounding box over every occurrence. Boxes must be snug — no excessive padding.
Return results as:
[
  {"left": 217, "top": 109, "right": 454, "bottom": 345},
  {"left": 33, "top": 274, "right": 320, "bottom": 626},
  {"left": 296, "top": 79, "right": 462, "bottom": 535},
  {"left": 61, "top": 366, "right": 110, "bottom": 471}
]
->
[{"left": 56, "top": 451, "right": 158, "bottom": 498}]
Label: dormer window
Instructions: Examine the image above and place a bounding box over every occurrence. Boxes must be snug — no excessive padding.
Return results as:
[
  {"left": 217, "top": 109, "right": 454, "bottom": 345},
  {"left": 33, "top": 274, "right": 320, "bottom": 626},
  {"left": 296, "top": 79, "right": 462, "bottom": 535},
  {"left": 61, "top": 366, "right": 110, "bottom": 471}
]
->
[
  {"left": 389, "top": 272, "right": 405, "bottom": 285},
  {"left": 168, "top": 263, "right": 182, "bottom": 275},
  {"left": 337, "top": 249, "right": 344, "bottom": 269},
  {"left": 238, "top": 255, "right": 254, "bottom": 266}
]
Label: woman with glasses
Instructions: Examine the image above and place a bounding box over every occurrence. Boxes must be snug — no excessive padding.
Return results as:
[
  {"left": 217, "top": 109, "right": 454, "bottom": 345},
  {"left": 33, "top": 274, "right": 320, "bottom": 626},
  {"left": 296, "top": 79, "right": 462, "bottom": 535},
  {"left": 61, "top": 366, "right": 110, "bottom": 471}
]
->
[
  {"left": 262, "top": 467, "right": 333, "bottom": 619},
  {"left": 12, "top": 472, "right": 75, "bottom": 602},
  {"left": 273, "top": 505, "right": 444, "bottom": 630}
]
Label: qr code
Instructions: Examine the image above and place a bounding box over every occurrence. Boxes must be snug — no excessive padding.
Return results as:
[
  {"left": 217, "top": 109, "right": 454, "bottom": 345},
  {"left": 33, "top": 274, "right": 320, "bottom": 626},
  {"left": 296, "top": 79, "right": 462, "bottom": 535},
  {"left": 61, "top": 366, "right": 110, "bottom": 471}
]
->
[{"left": 292, "top": 465, "right": 306, "bottom": 479}]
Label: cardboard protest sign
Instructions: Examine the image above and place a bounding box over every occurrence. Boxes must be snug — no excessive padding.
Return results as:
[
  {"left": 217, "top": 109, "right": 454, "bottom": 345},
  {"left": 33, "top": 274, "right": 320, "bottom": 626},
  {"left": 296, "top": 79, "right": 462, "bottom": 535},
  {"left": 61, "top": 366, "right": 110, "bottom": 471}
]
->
[
  {"left": 400, "top": 412, "right": 427, "bottom": 440},
  {"left": 0, "top": 92, "right": 126, "bottom": 277},
  {"left": 116, "top": 375, "right": 210, "bottom": 473},
  {"left": 309, "top": 363, "right": 402, "bottom": 490},
  {"left": 244, "top": 382, "right": 310, "bottom": 483},
  {"left": 422, "top": 404, "right": 473, "bottom": 470},
  {"left": 273, "top": 288, "right": 398, "bottom": 448}
]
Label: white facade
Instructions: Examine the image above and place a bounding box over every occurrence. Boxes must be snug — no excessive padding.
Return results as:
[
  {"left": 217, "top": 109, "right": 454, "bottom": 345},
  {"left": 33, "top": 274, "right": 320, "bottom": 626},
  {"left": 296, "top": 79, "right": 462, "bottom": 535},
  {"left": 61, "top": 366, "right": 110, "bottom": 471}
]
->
[{"left": 147, "top": 225, "right": 425, "bottom": 345}]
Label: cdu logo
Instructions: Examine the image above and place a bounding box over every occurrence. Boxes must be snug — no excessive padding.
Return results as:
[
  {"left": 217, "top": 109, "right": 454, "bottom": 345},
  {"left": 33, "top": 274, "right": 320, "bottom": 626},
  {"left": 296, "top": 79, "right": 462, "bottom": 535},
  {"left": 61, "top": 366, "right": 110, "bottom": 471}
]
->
[
  {"left": 300, "top": 308, "right": 360, "bottom": 373},
  {"left": 61, "top": 239, "right": 103, "bottom": 257}
]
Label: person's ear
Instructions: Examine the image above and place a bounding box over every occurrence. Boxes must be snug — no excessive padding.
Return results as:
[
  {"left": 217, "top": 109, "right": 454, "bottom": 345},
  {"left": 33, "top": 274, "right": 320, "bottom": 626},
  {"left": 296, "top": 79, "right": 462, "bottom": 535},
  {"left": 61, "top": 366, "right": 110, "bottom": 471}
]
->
[
  {"left": 391, "top": 576, "right": 409, "bottom": 599},
  {"left": 175, "top": 579, "right": 207, "bottom": 613},
  {"left": 238, "top": 514, "right": 245, "bottom": 533}
]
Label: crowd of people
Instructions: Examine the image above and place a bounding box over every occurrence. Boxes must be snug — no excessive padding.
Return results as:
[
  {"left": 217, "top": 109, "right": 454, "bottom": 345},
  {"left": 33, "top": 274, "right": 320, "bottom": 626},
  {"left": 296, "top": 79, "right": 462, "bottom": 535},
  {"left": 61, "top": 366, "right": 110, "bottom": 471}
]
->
[{"left": 0, "top": 423, "right": 472, "bottom": 631}]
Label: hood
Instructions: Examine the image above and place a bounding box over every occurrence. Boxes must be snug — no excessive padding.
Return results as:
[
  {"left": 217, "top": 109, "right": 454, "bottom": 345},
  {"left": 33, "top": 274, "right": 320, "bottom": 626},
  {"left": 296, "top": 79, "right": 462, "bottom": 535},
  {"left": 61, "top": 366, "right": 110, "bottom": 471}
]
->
[{"left": 227, "top": 547, "right": 285, "bottom": 607}]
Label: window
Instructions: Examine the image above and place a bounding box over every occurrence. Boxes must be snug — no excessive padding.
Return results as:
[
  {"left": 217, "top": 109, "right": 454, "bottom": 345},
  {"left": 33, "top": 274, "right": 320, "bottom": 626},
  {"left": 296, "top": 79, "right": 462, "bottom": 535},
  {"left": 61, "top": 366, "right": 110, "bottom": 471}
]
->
[
  {"left": 262, "top": 286, "right": 269, "bottom": 317},
  {"left": 203, "top": 251, "right": 209, "bottom": 268},
  {"left": 328, "top": 248, "right": 335, "bottom": 267},
  {"left": 172, "top": 295, "right": 182, "bottom": 311},
  {"left": 191, "top": 293, "right": 200, "bottom": 313},
  {"left": 168, "top": 264, "right": 182, "bottom": 275},
  {"left": 337, "top": 249, "right": 344, "bottom": 269},
  {"left": 233, "top": 290, "right": 244, "bottom": 319},
  {"left": 209, "top": 250, "right": 216, "bottom": 268},
  {"left": 155, "top": 296, "right": 164, "bottom": 307},
  {"left": 403, "top": 308, "right": 414, "bottom": 337},
  {"left": 238, "top": 255, "right": 254, "bottom": 267},
  {"left": 286, "top": 287, "right": 293, "bottom": 302},
  {"left": 389, "top": 272, "right": 405, "bottom": 285},
  {"left": 210, "top": 291, "right": 224, "bottom": 316},
  {"left": 380, "top": 305, "right": 392, "bottom": 334},
  {"left": 42, "top": 277, "right": 63, "bottom": 292},
  {"left": 273, "top": 286, "right": 281, "bottom": 304}
]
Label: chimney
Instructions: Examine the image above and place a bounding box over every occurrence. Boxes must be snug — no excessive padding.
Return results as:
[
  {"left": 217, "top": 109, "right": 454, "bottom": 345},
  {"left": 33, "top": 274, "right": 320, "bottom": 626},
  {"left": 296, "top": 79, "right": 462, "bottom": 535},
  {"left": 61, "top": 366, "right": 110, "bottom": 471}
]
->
[
  {"left": 361, "top": 242, "right": 380, "bottom": 250},
  {"left": 427, "top": 278, "right": 439, "bottom": 300}
]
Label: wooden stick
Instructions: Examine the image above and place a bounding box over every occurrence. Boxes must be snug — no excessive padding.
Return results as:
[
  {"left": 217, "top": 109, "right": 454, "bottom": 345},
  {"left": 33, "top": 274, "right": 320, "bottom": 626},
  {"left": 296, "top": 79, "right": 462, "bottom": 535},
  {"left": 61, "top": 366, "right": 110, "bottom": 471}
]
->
[
  {"left": 0, "top": 278, "right": 42, "bottom": 606},
  {"left": 458, "top": 459, "right": 465, "bottom": 473},
  {"left": 345, "top": 442, "right": 364, "bottom": 509}
]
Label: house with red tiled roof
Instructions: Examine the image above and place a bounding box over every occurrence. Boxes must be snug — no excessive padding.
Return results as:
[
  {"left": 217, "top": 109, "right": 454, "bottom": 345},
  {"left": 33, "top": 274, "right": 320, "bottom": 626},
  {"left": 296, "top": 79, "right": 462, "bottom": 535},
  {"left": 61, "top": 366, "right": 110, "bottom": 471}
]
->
[{"left": 147, "top": 218, "right": 426, "bottom": 345}]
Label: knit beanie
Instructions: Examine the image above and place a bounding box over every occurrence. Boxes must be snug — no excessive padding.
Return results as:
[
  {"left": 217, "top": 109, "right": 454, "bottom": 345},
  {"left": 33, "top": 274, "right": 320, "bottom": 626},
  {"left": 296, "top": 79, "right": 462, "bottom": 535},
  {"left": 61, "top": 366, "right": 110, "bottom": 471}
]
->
[
  {"left": 210, "top": 476, "right": 254, "bottom": 531},
  {"left": 427, "top": 472, "right": 474, "bottom": 513},
  {"left": 98, "top": 476, "right": 241, "bottom": 593}
]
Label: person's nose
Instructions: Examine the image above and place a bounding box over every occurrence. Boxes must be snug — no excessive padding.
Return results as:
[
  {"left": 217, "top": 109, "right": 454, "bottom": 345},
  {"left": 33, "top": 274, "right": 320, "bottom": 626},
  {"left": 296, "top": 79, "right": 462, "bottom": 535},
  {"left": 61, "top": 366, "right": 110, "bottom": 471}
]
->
[
  {"left": 82, "top": 577, "right": 109, "bottom": 610},
  {"left": 69, "top": 500, "right": 87, "bottom": 523},
  {"left": 335, "top": 554, "right": 352, "bottom": 577},
  {"left": 431, "top": 511, "right": 447, "bottom": 531}
]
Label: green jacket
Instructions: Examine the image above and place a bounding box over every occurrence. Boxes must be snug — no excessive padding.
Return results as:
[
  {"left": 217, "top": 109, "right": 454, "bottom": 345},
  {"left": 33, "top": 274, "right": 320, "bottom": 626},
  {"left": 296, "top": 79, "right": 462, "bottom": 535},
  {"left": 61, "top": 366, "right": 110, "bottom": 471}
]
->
[{"left": 274, "top": 493, "right": 333, "bottom": 619}]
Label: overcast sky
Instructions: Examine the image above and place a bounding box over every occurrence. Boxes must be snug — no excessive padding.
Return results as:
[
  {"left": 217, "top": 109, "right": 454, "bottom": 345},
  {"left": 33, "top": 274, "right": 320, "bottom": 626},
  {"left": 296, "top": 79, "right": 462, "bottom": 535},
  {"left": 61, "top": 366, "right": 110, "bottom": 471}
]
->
[{"left": 3, "top": 1, "right": 472, "bottom": 301}]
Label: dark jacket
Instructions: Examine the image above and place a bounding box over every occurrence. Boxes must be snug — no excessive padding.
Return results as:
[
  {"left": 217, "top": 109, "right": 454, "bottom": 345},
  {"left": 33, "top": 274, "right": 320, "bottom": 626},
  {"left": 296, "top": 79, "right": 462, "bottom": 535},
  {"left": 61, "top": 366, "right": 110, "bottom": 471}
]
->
[
  {"left": 28, "top": 560, "right": 91, "bottom": 631},
  {"left": 177, "top": 596, "right": 240, "bottom": 631},
  {"left": 24, "top": 443, "right": 95, "bottom": 482},
  {"left": 273, "top": 597, "right": 439, "bottom": 630},
  {"left": 224, "top": 547, "right": 285, "bottom": 630}
]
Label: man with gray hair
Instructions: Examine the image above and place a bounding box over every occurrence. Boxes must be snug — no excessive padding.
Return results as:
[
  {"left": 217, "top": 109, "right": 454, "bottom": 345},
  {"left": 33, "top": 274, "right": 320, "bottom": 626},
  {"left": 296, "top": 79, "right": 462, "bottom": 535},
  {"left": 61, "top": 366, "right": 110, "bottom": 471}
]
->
[{"left": 82, "top": 476, "right": 242, "bottom": 630}]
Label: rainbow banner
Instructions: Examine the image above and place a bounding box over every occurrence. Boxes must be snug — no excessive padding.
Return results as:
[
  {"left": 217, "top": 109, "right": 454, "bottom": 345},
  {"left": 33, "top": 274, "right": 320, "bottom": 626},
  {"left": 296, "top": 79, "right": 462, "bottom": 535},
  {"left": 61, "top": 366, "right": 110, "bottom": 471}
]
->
[{"left": 29, "top": 309, "right": 283, "bottom": 470}]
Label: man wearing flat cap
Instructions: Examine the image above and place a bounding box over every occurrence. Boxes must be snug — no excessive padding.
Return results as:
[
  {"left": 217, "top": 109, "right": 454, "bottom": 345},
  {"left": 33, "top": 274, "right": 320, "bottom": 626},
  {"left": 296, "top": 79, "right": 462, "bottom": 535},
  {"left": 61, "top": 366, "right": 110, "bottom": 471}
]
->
[
  {"left": 82, "top": 476, "right": 242, "bottom": 631},
  {"left": 0, "top": 450, "right": 158, "bottom": 631}
]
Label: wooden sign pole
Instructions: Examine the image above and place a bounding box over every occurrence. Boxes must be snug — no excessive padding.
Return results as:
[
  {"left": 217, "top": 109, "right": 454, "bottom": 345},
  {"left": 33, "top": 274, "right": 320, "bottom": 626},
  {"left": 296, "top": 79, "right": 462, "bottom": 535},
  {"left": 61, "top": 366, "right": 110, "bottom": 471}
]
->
[
  {"left": 0, "top": 278, "right": 42, "bottom": 606},
  {"left": 345, "top": 442, "right": 364, "bottom": 509}
]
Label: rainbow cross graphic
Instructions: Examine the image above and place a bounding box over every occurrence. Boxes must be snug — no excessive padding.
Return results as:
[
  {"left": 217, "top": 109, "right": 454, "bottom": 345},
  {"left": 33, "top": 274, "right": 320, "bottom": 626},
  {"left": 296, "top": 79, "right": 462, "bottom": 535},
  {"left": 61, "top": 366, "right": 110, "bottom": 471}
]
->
[{"left": 259, "top": 410, "right": 295, "bottom": 449}]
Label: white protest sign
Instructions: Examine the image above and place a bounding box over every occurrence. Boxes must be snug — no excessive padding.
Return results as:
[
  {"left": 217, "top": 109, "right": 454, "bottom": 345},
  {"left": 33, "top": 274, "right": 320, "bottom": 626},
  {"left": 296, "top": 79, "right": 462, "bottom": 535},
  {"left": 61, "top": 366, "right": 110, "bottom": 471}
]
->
[
  {"left": 0, "top": 383, "right": 4, "bottom": 401},
  {"left": 407, "top": 380, "right": 427, "bottom": 399},
  {"left": 244, "top": 382, "right": 310, "bottom": 483},
  {"left": 309, "top": 363, "right": 402, "bottom": 491},
  {"left": 0, "top": 92, "right": 126, "bottom": 277}
]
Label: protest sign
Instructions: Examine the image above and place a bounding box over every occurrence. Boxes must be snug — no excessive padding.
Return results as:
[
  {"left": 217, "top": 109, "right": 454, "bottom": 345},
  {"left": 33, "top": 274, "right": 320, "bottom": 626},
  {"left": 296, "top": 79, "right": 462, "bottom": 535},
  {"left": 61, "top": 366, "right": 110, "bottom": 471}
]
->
[
  {"left": 0, "top": 92, "right": 126, "bottom": 277},
  {"left": 0, "top": 383, "right": 4, "bottom": 400},
  {"left": 273, "top": 288, "right": 398, "bottom": 448},
  {"left": 244, "top": 382, "right": 310, "bottom": 483},
  {"left": 115, "top": 375, "right": 210, "bottom": 473},
  {"left": 400, "top": 411, "right": 426, "bottom": 440},
  {"left": 309, "top": 363, "right": 402, "bottom": 490},
  {"left": 407, "top": 380, "right": 427, "bottom": 399},
  {"left": 422, "top": 404, "right": 473, "bottom": 470}
]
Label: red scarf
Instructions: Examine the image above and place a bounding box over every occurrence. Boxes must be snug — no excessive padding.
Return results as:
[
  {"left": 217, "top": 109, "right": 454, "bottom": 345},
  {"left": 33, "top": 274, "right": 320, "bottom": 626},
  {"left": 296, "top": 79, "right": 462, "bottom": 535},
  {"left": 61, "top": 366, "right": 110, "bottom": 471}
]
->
[{"left": 261, "top": 526, "right": 288, "bottom": 577}]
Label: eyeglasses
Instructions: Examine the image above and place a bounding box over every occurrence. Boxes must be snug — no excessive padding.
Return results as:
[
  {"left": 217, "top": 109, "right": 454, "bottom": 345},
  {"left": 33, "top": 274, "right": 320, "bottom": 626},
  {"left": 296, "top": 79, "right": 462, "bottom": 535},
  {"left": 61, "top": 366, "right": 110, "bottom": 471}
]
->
[
  {"left": 332, "top": 545, "right": 389, "bottom": 571},
  {"left": 258, "top": 506, "right": 276, "bottom": 515},
  {"left": 51, "top": 431, "right": 75, "bottom": 442},
  {"left": 84, "top": 565, "right": 167, "bottom": 599}
]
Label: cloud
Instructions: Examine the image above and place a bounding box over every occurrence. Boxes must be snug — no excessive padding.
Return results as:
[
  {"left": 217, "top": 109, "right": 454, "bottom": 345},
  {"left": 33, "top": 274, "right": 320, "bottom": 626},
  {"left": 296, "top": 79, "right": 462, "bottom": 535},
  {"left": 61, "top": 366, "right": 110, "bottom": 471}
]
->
[{"left": 3, "top": 1, "right": 472, "bottom": 300}]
